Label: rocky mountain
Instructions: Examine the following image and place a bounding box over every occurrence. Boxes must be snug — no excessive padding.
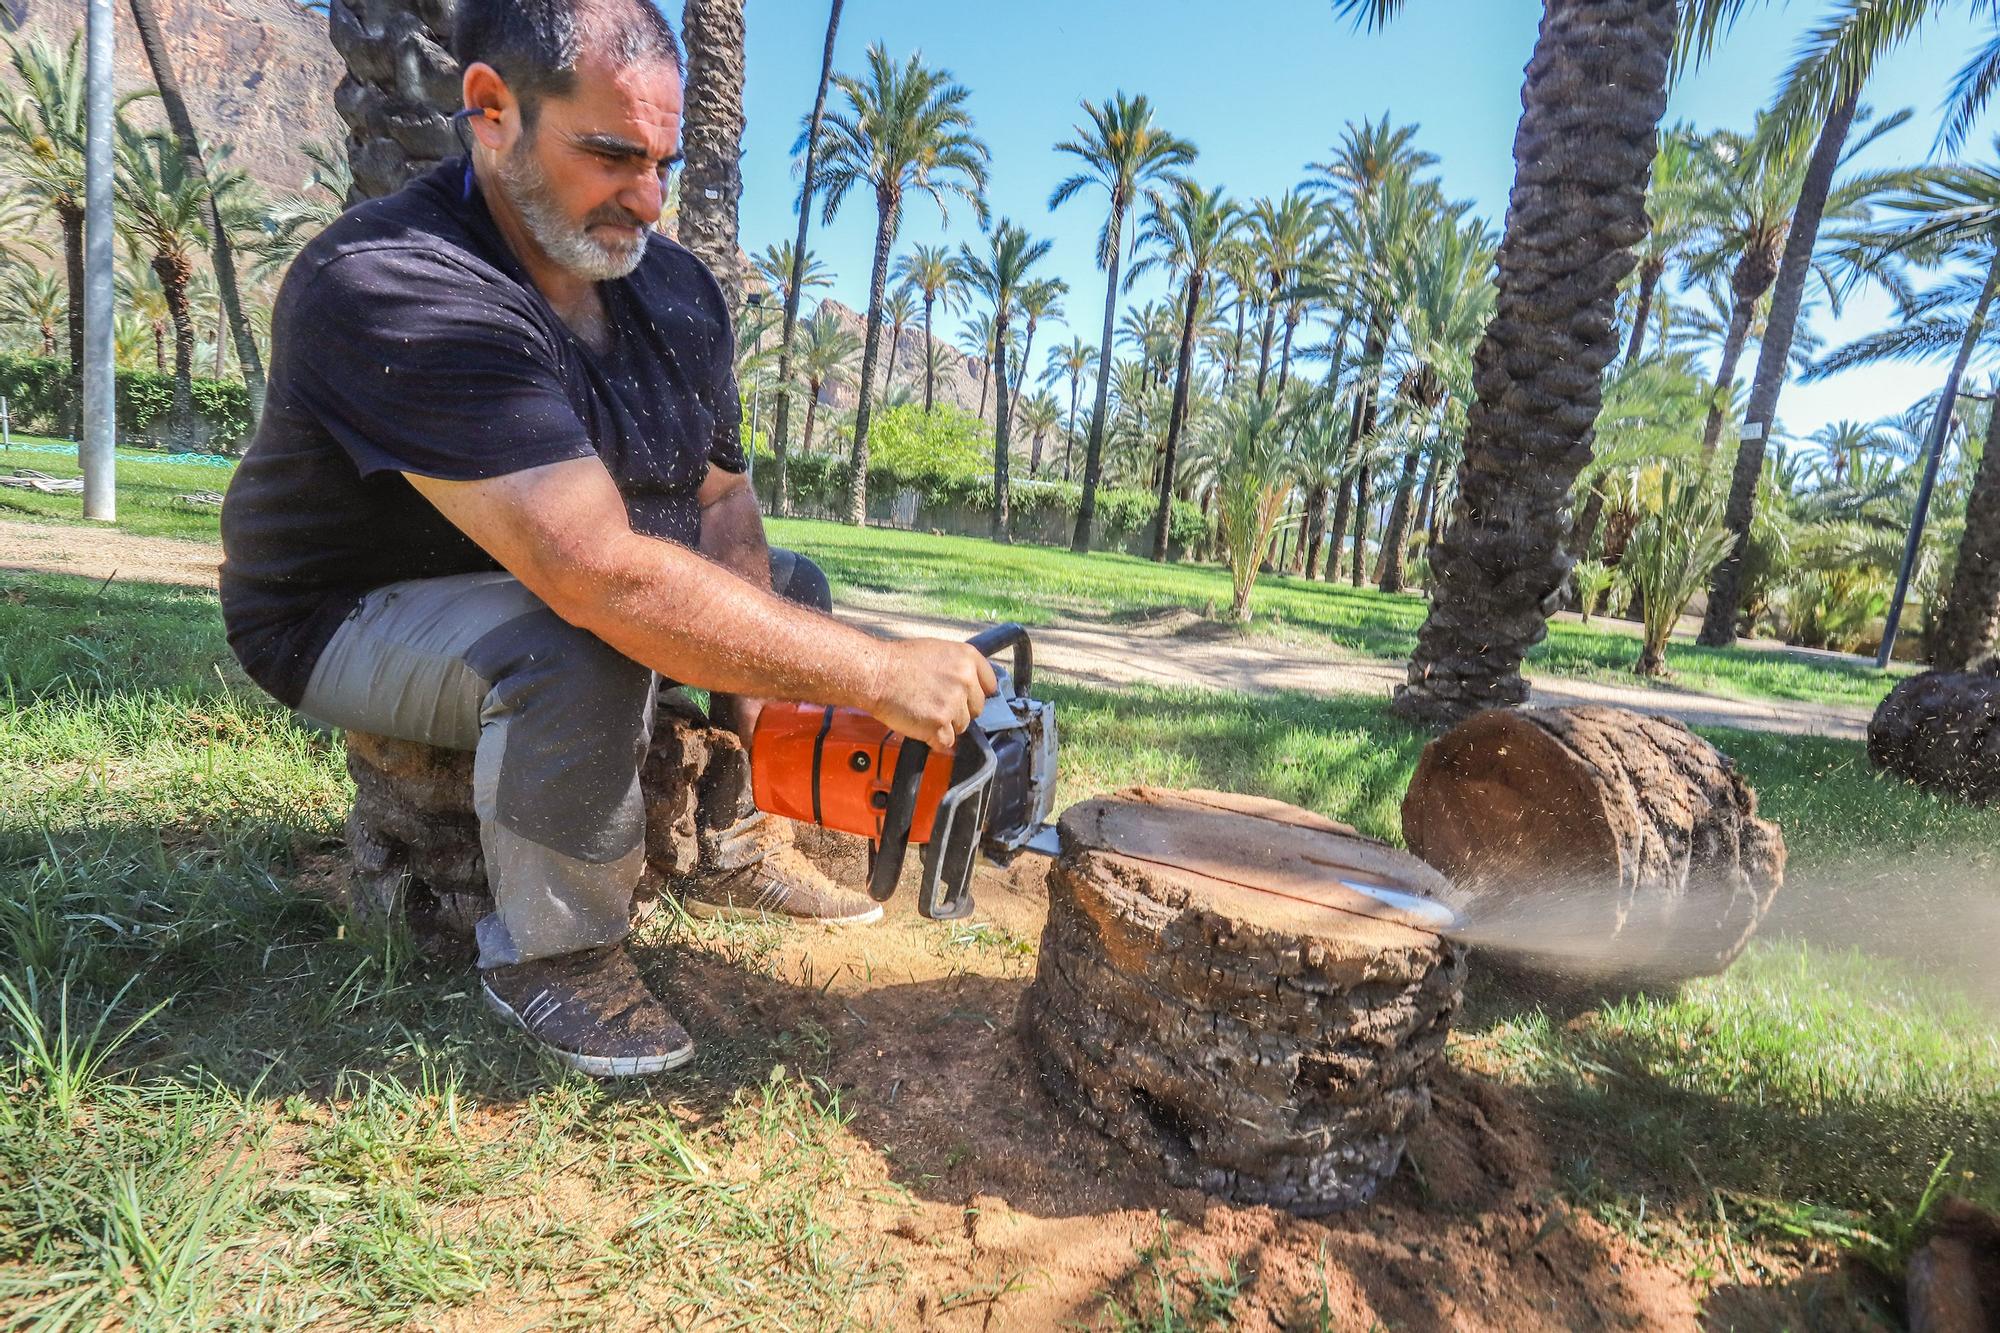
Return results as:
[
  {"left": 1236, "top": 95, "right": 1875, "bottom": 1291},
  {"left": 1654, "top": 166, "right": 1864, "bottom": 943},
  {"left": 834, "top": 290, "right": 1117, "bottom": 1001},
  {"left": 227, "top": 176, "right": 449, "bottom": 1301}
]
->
[
  {"left": 807, "top": 298, "right": 992, "bottom": 421},
  {"left": 3, "top": 0, "right": 344, "bottom": 198}
]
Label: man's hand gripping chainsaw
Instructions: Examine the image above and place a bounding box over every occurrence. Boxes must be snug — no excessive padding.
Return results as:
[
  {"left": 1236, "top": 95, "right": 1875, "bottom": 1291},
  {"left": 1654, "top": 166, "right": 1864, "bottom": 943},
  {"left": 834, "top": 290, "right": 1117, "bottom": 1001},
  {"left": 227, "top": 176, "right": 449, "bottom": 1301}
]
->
[{"left": 748, "top": 625, "right": 1058, "bottom": 920}]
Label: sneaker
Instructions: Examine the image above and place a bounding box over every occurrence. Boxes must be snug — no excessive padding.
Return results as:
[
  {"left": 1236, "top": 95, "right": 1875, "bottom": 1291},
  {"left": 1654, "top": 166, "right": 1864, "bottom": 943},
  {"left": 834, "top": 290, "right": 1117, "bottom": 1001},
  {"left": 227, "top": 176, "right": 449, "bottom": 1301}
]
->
[
  {"left": 481, "top": 944, "right": 695, "bottom": 1077},
  {"left": 682, "top": 844, "right": 885, "bottom": 927}
]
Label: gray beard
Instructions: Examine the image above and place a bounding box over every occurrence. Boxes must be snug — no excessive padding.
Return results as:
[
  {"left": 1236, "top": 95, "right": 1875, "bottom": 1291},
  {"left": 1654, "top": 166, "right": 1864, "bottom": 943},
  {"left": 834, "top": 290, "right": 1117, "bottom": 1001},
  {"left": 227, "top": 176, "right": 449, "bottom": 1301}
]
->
[{"left": 496, "top": 141, "right": 647, "bottom": 282}]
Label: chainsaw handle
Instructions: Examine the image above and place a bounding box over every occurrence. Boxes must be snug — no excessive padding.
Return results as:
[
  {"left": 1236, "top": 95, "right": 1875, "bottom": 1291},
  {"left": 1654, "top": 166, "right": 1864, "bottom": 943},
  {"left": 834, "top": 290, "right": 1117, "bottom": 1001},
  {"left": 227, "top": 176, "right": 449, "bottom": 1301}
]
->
[
  {"left": 868, "top": 735, "right": 930, "bottom": 903},
  {"left": 966, "top": 623, "right": 1032, "bottom": 696}
]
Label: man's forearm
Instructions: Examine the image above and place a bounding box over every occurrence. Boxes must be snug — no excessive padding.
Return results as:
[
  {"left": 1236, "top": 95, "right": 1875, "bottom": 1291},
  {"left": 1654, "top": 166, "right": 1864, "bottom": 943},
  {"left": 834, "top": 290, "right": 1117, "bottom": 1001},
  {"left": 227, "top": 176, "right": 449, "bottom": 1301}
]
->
[
  {"left": 552, "top": 531, "right": 884, "bottom": 713},
  {"left": 698, "top": 476, "right": 772, "bottom": 591}
]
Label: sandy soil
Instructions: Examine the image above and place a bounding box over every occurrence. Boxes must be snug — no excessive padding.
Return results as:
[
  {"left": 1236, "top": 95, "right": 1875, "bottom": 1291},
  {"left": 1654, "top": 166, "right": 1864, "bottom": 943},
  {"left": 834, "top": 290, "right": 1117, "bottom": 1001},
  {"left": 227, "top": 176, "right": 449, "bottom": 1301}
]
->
[{"left": 0, "top": 518, "right": 1872, "bottom": 741}]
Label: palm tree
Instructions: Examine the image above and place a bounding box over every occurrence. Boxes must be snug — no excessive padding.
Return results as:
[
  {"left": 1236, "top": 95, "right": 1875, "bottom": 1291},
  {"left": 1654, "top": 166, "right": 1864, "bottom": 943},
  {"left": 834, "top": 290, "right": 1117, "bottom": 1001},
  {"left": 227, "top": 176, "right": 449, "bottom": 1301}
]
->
[
  {"left": 1018, "top": 392, "right": 1064, "bottom": 476},
  {"left": 1242, "top": 192, "right": 1329, "bottom": 396},
  {"left": 115, "top": 122, "right": 229, "bottom": 449},
  {"left": 1044, "top": 335, "right": 1097, "bottom": 478},
  {"left": 959, "top": 313, "right": 997, "bottom": 420},
  {"left": 327, "top": 0, "right": 458, "bottom": 201},
  {"left": 755, "top": 240, "right": 833, "bottom": 309},
  {"left": 1129, "top": 178, "right": 1245, "bottom": 560},
  {"left": 958, "top": 220, "right": 1054, "bottom": 541},
  {"left": 1190, "top": 393, "right": 1299, "bottom": 620},
  {"left": 126, "top": 0, "right": 266, "bottom": 403},
  {"left": 791, "top": 306, "right": 862, "bottom": 457},
  {"left": 1050, "top": 94, "right": 1197, "bottom": 552},
  {"left": 0, "top": 265, "right": 64, "bottom": 358},
  {"left": 892, "top": 242, "right": 966, "bottom": 412},
  {"left": 879, "top": 283, "right": 919, "bottom": 399},
  {"left": 813, "top": 45, "right": 989, "bottom": 525},
  {"left": 771, "top": 0, "right": 845, "bottom": 518},
  {"left": 1340, "top": 0, "right": 1682, "bottom": 726},
  {"left": 1624, "top": 129, "right": 1703, "bottom": 363},
  {"left": 678, "top": 0, "right": 749, "bottom": 313},
  {"left": 1008, "top": 277, "right": 1067, "bottom": 426},
  {"left": 117, "top": 250, "right": 172, "bottom": 372},
  {"left": 246, "top": 140, "right": 351, "bottom": 277},
  {"left": 0, "top": 36, "right": 93, "bottom": 396}
]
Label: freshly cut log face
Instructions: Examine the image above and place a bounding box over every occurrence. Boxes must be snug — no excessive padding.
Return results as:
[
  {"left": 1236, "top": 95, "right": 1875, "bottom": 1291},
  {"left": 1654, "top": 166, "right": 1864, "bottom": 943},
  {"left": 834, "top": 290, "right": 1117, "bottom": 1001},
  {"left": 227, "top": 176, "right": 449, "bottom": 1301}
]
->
[
  {"left": 1401, "top": 706, "right": 1786, "bottom": 983},
  {"left": 1868, "top": 662, "right": 2000, "bottom": 806},
  {"left": 1024, "top": 787, "right": 1466, "bottom": 1215}
]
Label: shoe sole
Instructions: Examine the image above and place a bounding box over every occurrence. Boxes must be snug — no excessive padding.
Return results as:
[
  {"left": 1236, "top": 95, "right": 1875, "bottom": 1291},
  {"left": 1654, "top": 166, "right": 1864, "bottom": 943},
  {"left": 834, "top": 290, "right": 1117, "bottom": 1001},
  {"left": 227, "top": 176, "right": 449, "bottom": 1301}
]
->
[
  {"left": 682, "top": 896, "right": 885, "bottom": 928},
  {"left": 481, "top": 981, "right": 696, "bottom": 1078}
]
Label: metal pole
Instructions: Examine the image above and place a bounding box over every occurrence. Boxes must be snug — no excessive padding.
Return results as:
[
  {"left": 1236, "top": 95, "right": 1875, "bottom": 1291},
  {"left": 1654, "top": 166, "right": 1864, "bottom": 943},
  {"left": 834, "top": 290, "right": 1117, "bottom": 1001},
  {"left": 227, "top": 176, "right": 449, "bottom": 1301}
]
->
[
  {"left": 82, "top": 0, "right": 117, "bottom": 521},
  {"left": 1, "top": 396, "right": 10, "bottom": 451}
]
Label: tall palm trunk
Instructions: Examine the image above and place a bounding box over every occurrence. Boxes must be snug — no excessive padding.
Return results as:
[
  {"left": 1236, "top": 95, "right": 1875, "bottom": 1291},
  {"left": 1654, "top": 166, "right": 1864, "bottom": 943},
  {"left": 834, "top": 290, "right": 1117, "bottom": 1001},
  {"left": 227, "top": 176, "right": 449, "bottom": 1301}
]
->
[
  {"left": 801, "top": 386, "right": 820, "bottom": 455},
  {"left": 1073, "top": 200, "right": 1130, "bottom": 553},
  {"left": 1696, "top": 266, "right": 1767, "bottom": 457},
  {"left": 1063, "top": 370, "right": 1081, "bottom": 479},
  {"left": 1625, "top": 255, "right": 1663, "bottom": 362},
  {"left": 1377, "top": 438, "right": 1425, "bottom": 593},
  {"left": 1010, "top": 319, "right": 1040, "bottom": 427},
  {"left": 846, "top": 191, "right": 899, "bottom": 526},
  {"left": 155, "top": 253, "right": 197, "bottom": 446},
  {"left": 1934, "top": 392, "right": 2000, "bottom": 668},
  {"left": 1420, "top": 451, "right": 1445, "bottom": 553},
  {"left": 1303, "top": 484, "right": 1330, "bottom": 579},
  {"left": 1152, "top": 270, "right": 1205, "bottom": 561},
  {"left": 61, "top": 205, "right": 84, "bottom": 414},
  {"left": 1275, "top": 306, "right": 1299, "bottom": 396},
  {"left": 920, "top": 291, "right": 938, "bottom": 412},
  {"left": 1254, "top": 299, "right": 1278, "bottom": 397},
  {"left": 1698, "top": 93, "right": 1861, "bottom": 646},
  {"left": 1350, "top": 463, "right": 1372, "bottom": 589},
  {"left": 151, "top": 320, "right": 165, "bottom": 373},
  {"left": 990, "top": 304, "right": 1013, "bottom": 542},
  {"left": 128, "top": 0, "right": 265, "bottom": 405},
  {"left": 1393, "top": 0, "right": 1678, "bottom": 726},
  {"left": 882, "top": 313, "right": 904, "bottom": 400},
  {"left": 975, "top": 361, "right": 989, "bottom": 420},
  {"left": 679, "top": 0, "right": 748, "bottom": 318},
  {"left": 771, "top": 0, "right": 843, "bottom": 517},
  {"left": 1227, "top": 294, "right": 1249, "bottom": 388}
]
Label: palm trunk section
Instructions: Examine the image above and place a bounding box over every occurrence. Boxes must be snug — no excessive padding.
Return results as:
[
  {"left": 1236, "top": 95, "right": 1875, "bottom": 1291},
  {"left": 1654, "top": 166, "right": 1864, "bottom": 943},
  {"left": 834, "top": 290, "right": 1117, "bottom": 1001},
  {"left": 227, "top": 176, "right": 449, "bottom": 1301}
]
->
[
  {"left": 1072, "top": 201, "right": 1129, "bottom": 553},
  {"left": 61, "top": 207, "right": 84, "bottom": 391},
  {"left": 1350, "top": 463, "right": 1371, "bottom": 588},
  {"left": 157, "top": 254, "right": 196, "bottom": 443},
  {"left": 1934, "top": 398, "right": 2000, "bottom": 669},
  {"left": 1392, "top": 0, "right": 1677, "bottom": 726},
  {"left": 127, "top": 0, "right": 266, "bottom": 407},
  {"left": 991, "top": 305, "right": 1013, "bottom": 542},
  {"left": 1697, "top": 284, "right": 1758, "bottom": 458},
  {"left": 1697, "top": 93, "right": 1861, "bottom": 646},
  {"left": 1152, "top": 271, "right": 1204, "bottom": 561},
  {"left": 921, "top": 294, "right": 938, "bottom": 412},
  {"left": 1377, "top": 443, "right": 1424, "bottom": 593},
  {"left": 678, "top": 0, "right": 749, "bottom": 319},
  {"left": 1624, "top": 256, "right": 1662, "bottom": 363},
  {"left": 330, "top": 0, "right": 460, "bottom": 202},
  {"left": 771, "top": 0, "right": 843, "bottom": 517},
  {"left": 846, "top": 193, "right": 899, "bottom": 526}
]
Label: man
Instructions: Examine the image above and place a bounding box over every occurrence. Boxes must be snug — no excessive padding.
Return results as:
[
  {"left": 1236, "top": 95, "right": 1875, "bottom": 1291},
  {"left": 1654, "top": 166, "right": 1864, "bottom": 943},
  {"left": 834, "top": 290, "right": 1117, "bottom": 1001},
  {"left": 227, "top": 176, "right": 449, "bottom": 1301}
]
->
[{"left": 219, "top": 0, "right": 993, "bottom": 1078}]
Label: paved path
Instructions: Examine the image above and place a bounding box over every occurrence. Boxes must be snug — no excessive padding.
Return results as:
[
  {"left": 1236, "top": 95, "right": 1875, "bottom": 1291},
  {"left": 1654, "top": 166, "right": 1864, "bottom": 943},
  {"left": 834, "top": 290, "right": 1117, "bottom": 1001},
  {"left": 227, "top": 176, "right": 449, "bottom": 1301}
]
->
[{"left": 1, "top": 518, "right": 1873, "bottom": 740}]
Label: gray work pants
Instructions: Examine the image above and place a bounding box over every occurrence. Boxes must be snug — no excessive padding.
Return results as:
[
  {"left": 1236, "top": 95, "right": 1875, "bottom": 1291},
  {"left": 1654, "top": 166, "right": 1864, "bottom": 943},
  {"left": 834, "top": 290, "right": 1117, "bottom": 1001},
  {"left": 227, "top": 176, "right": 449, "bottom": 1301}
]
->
[{"left": 299, "top": 550, "right": 832, "bottom": 969}]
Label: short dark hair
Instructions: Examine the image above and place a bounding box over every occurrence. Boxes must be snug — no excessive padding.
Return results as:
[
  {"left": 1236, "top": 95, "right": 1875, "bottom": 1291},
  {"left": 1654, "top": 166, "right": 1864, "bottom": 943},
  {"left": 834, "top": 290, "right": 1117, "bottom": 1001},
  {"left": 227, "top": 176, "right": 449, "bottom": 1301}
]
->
[{"left": 453, "top": 0, "right": 682, "bottom": 124}]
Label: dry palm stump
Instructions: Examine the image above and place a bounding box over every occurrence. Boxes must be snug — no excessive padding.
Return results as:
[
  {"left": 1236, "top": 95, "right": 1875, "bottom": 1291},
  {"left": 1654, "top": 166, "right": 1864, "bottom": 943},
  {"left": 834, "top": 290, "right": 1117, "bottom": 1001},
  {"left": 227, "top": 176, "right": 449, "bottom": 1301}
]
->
[
  {"left": 342, "top": 693, "right": 802, "bottom": 940},
  {"left": 1868, "top": 660, "right": 2000, "bottom": 805},
  {"left": 1023, "top": 787, "right": 1466, "bottom": 1215},
  {"left": 1401, "top": 705, "right": 1786, "bottom": 984}
]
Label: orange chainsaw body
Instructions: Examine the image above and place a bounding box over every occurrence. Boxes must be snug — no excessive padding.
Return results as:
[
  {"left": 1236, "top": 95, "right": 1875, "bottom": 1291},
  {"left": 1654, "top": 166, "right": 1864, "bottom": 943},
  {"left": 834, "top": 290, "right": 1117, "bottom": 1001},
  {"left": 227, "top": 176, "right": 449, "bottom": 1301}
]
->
[{"left": 750, "top": 702, "right": 958, "bottom": 845}]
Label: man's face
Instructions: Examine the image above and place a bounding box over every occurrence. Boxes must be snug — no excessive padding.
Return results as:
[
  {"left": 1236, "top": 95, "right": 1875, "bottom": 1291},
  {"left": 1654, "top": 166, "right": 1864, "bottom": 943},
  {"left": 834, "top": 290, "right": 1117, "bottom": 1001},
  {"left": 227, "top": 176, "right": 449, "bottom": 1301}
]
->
[{"left": 494, "top": 55, "right": 684, "bottom": 282}]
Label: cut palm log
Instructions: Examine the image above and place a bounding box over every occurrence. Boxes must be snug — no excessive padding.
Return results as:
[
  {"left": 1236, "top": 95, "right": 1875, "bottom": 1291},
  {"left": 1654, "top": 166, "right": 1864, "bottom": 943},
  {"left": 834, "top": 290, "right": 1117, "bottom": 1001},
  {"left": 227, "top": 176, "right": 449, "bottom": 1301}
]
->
[
  {"left": 1868, "top": 662, "right": 2000, "bottom": 806},
  {"left": 1401, "top": 706, "right": 1785, "bottom": 984},
  {"left": 1024, "top": 787, "right": 1465, "bottom": 1215},
  {"left": 343, "top": 695, "right": 754, "bottom": 939}
]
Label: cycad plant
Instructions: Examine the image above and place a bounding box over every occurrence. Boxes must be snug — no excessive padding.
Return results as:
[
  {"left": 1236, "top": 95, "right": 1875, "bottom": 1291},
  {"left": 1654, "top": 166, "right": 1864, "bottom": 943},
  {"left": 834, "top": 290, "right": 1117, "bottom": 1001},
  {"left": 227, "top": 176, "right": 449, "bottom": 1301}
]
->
[{"left": 1620, "top": 466, "right": 1735, "bottom": 675}]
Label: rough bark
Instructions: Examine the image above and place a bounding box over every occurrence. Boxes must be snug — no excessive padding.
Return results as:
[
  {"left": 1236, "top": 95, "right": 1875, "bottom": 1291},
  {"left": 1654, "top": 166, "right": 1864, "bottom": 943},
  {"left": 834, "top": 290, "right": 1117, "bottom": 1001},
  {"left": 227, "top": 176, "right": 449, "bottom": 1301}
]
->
[
  {"left": 1302, "top": 483, "right": 1329, "bottom": 581},
  {"left": 342, "top": 698, "right": 775, "bottom": 940},
  {"left": 330, "top": 0, "right": 460, "bottom": 203},
  {"left": 1074, "top": 200, "right": 1129, "bottom": 553},
  {"left": 1392, "top": 0, "right": 1677, "bottom": 727},
  {"left": 1868, "top": 662, "right": 2000, "bottom": 805},
  {"left": 154, "top": 253, "right": 197, "bottom": 447},
  {"left": 770, "top": 0, "right": 843, "bottom": 518},
  {"left": 1350, "top": 462, "right": 1371, "bottom": 590},
  {"left": 991, "top": 304, "right": 1013, "bottom": 542},
  {"left": 1376, "top": 444, "right": 1423, "bottom": 594},
  {"left": 1568, "top": 482, "right": 1606, "bottom": 559},
  {"left": 1906, "top": 1199, "right": 2000, "bottom": 1333},
  {"left": 1326, "top": 473, "right": 1354, "bottom": 583},
  {"left": 61, "top": 206, "right": 84, "bottom": 427},
  {"left": 678, "top": 0, "right": 747, "bottom": 322},
  {"left": 1698, "top": 95, "right": 1860, "bottom": 647},
  {"left": 1696, "top": 288, "right": 1758, "bottom": 459},
  {"left": 1402, "top": 705, "right": 1786, "bottom": 983},
  {"left": 846, "top": 191, "right": 899, "bottom": 526},
  {"left": 1024, "top": 788, "right": 1465, "bottom": 1215},
  {"left": 1934, "top": 402, "right": 2000, "bottom": 670}
]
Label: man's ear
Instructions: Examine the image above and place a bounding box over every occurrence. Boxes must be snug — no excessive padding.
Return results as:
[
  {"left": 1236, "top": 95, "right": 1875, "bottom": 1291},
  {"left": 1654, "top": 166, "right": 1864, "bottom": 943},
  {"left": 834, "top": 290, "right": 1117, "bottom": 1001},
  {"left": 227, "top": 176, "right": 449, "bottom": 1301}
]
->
[{"left": 459, "top": 61, "right": 517, "bottom": 152}]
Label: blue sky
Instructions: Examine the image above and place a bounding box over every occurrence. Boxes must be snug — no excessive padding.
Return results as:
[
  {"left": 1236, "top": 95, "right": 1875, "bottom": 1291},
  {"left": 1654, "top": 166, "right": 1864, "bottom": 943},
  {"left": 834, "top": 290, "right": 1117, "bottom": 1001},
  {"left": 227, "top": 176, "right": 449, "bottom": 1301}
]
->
[{"left": 732, "top": 0, "right": 1987, "bottom": 444}]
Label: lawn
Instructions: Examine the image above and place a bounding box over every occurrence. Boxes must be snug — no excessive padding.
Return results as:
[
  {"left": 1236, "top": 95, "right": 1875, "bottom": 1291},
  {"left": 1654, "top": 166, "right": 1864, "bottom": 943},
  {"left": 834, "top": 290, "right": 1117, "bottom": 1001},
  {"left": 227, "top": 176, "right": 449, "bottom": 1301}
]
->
[
  {"left": 1, "top": 568, "right": 1994, "bottom": 1325},
  {"left": 0, "top": 443, "right": 1906, "bottom": 711}
]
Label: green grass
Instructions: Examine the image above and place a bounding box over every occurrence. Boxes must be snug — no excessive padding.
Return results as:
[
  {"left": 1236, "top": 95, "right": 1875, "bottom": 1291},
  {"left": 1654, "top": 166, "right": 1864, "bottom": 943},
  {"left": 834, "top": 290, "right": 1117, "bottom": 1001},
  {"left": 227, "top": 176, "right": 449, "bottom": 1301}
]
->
[
  {"left": 1, "top": 568, "right": 1994, "bottom": 1324},
  {"left": 0, "top": 443, "right": 1904, "bottom": 709},
  {"left": 0, "top": 435, "right": 234, "bottom": 543}
]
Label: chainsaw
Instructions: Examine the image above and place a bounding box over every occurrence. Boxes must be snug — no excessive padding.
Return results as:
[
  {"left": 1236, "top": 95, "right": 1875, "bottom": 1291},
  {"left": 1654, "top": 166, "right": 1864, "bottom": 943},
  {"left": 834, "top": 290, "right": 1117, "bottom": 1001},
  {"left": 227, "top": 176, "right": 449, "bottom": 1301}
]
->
[{"left": 749, "top": 624, "right": 1059, "bottom": 921}]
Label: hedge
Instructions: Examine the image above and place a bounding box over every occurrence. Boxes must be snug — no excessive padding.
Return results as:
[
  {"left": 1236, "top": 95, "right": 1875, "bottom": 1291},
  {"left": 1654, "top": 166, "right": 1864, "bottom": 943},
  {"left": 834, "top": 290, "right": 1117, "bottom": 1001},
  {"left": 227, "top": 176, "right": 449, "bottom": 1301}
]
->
[
  {"left": 0, "top": 354, "right": 255, "bottom": 453},
  {"left": 753, "top": 448, "right": 1211, "bottom": 556}
]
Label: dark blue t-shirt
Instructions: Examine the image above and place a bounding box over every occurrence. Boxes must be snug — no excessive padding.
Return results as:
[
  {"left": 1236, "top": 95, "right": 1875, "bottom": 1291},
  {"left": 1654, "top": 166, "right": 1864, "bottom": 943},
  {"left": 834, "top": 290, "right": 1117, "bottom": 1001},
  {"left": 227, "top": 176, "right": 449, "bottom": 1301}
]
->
[{"left": 219, "top": 157, "right": 743, "bottom": 707}]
